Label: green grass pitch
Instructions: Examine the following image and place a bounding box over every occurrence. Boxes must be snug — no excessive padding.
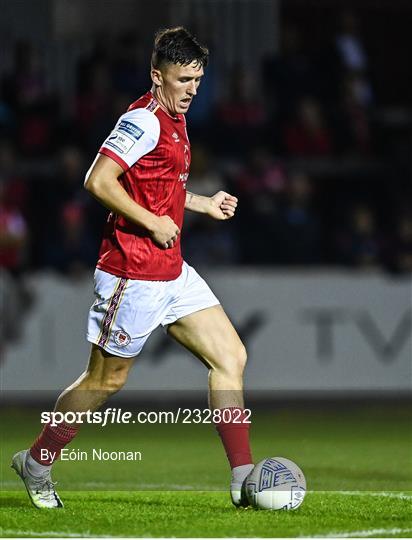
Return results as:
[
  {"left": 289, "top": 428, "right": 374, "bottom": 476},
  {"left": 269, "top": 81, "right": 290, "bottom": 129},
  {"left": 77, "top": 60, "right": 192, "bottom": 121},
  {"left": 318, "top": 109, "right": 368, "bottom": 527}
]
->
[{"left": 1, "top": 403, "right": 411, "bottom": 538}]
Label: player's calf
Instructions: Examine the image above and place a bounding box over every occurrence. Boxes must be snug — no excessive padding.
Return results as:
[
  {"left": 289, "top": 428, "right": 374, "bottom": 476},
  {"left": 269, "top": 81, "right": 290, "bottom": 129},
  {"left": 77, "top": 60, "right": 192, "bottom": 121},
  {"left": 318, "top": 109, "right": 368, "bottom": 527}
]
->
[{"left": 214, "top": 406, "right": 253, "bottom": 508}]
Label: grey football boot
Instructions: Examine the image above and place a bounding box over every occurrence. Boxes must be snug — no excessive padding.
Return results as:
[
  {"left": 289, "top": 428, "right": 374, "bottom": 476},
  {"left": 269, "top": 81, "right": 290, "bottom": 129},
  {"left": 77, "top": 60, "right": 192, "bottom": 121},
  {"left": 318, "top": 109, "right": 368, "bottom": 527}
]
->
[{"left": 11, "top": 449, "right": 63, "bottom": 509}]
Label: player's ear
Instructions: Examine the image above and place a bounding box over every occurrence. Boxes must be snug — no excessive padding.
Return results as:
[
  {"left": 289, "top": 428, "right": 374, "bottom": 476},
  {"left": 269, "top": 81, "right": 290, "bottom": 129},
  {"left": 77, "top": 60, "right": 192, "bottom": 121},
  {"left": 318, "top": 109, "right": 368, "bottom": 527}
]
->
[{"left": 151, "top": 67, "right": 163, "bottom": 87}]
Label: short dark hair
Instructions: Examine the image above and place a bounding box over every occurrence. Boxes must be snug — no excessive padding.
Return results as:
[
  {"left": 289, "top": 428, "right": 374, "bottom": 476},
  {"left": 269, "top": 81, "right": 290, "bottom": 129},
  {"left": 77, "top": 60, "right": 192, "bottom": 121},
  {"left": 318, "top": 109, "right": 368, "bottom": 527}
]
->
[{"left": 151, "top": 27, "right": 209, "bottom": 69}]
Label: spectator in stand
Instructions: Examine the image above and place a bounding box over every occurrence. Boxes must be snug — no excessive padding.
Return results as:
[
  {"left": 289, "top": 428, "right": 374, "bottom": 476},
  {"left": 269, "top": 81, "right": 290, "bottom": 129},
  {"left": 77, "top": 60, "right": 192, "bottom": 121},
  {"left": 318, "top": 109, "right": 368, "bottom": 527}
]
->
[
  {"left": 0, "top": 140, "right": 29, "bottom": 217},
  {"left": 234, "top": 146, "right": 286, "bottom": 198},
  {"left": 334, "top": 71, "right": 372, "bottom": 155},
  {"left": 274, "top": 171, "right": 321, "bottom": 265},
  {"left": 75, "top": 59, "right": 114, "bottom": 146},
  {"left": 0, "top": 175, "right": 30, "bottom": 350},
  {"left": 283, "top": 97, "right": 333, "bottom": 156},
  {"left": 335, "top": 11, "right": 373, "bottom": 106},
  {"left": 214, "top": 67, "right": 266, "bottom": 155},
  {"left": 337, "top": 204, "right": 382, "bottom": 268},
  {"left": 32, "top": 145, "right": 94, "bottom": 268},
  {"left": 390, "top": 211, "right": 412, "bottom": 274},
  {"left": 0, "top": 180, "right": 28, "bottom": 273},
  {"left": 185, "top": 144, "right": 225, "bottom": 200},
  {"left": 183, "top": 217, "right": 239, "bottom": 267},
  {"left": 111, "top": 32, "right": 148, "bottom": 97},
  {"left": 231, "top": 147, "right": 287, "bottom": 264},
  {"left": 76, "top": 32, "right": 112, "bottom": 95},
  {"left": 1, "top": 41, "right": 56, "bottom": 156},
  {"left": 262, "top": 24, "right": 315, "bottom": 123},
  {"left": 43, "top": 201, "right": 98, "bottom": 278},
  {"left": 1, "top": 41, "right": 48, "bottom": 112},
  {"left": 183, "top": 144, "right": 238, "bottom": 266},
  {"left": 0, "top": 96, "right": 14, "bottom": 139},
  {"left": 336, "top": 11, "right": 369, "bottom": 73}
]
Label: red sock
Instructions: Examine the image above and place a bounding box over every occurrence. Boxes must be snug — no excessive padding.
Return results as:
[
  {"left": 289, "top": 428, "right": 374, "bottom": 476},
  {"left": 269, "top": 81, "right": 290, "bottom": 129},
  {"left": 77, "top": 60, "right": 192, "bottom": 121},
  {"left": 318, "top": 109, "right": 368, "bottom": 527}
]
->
[
  {"left": 215, "top": 407, "right": 252, "bottom": 468},
  {"left": 30, "top": 422, "right": 79, "bottom": 465}
]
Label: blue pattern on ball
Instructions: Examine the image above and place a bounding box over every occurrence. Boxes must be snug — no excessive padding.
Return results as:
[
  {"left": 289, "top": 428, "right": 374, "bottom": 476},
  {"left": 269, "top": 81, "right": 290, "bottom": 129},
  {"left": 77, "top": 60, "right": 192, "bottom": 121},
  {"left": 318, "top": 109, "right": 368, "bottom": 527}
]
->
[{"left": 259, "top": 458, "right": 297, "bottom": 491}]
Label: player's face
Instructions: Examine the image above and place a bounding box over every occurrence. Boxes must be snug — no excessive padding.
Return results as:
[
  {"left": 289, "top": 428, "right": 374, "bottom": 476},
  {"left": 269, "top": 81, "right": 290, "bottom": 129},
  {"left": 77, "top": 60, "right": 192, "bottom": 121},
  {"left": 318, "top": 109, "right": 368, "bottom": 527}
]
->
[{"left": 152, "top": 61, "right": 204, "bottom": 115}]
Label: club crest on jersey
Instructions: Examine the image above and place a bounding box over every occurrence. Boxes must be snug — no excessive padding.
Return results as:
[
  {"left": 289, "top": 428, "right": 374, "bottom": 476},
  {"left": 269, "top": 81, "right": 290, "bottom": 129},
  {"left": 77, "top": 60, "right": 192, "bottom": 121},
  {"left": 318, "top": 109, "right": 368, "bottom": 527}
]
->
[{"left": 114, "top": 330, "right": 131, "bottom": 347}]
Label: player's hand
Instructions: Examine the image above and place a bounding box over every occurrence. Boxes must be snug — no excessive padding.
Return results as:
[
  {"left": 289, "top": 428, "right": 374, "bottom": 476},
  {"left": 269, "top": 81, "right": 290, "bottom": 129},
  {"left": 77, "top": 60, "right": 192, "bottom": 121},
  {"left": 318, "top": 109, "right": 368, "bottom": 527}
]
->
[
  {"left": 150, "top": 215, "right": 180, "bottom": 249},
  {"left": 207, "top": 191, "right": 238, "bottom": 220}
]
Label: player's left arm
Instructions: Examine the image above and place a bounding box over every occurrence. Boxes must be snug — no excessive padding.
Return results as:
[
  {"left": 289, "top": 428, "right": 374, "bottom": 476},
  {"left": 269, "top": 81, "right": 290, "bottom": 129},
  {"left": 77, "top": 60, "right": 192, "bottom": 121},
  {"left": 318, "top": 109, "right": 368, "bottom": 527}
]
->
[{"left": 185, "top": 191, "right": 238, "bottom": 220}]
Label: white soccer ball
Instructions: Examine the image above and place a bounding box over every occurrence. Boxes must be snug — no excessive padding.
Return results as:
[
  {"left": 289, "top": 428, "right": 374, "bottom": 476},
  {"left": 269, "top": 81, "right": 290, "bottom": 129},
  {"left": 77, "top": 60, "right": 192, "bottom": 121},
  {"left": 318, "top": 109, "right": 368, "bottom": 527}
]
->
[{"left": 245, "top": 457, "right": 306, "bottom": 510}]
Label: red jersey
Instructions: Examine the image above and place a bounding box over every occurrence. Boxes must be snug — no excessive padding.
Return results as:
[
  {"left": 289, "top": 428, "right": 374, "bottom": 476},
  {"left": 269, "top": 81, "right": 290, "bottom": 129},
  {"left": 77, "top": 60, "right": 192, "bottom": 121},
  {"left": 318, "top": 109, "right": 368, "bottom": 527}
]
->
[{"left": 97, "top": 92, "right": 190, "bottom": 280}]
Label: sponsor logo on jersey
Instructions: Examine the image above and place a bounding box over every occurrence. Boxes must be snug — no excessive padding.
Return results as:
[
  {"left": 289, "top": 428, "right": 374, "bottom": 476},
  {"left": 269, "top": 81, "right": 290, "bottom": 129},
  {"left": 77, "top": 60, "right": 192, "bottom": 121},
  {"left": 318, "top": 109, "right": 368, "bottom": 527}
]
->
[
  {"left": 118, "top": 120, "right": 144, "bottom": 141},
  {"left": 105, "top": 131, "right": 135, "bottom": 154},
  {"left": 114, "top": 329, "right": 131, "bottom": 347},
  {"left": 179, "top": 172, "right": 189, "bottom": 183},
  {"left": 178, "top": 172, "right": 188, "bottom": 189},
  {"left": 172, "top": 132, "right": 180, "bottom": 142}
]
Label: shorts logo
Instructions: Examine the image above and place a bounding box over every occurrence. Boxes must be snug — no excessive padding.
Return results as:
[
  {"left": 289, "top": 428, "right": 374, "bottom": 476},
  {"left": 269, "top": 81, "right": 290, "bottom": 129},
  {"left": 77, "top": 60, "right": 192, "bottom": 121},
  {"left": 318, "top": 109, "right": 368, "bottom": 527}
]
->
[{"left": 114, "top": 330, "right": 131, "bottom": 347}]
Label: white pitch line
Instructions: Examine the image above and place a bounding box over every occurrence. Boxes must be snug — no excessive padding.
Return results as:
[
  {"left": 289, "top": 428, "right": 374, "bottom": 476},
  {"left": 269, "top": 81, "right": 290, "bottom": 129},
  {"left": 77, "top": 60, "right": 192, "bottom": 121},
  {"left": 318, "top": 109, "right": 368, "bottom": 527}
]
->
[
  {"left": 0, "top": 530, "right": 107, "bottom": 538},
  {"left": 302, "top": 527, "right": 412, "bottom": 538},
  {"left": 2, "top": 484, "right": 412, "bottom": 497},
  {"left": 2, "top": 483, "right": 412, "bottom": 497},
  {"left": 3, "top": 528, "right": 412, "bottom": 540},
  {"left": 309, "top": 490, "right": 412, "bottom": 500}
]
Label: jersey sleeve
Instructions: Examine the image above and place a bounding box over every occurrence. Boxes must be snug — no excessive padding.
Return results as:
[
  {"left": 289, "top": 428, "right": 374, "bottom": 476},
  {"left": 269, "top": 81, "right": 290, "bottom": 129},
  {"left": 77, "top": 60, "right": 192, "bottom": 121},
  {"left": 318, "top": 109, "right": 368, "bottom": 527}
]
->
[{"left": 99, "top": 108, "right": 160, "bottom": 171}]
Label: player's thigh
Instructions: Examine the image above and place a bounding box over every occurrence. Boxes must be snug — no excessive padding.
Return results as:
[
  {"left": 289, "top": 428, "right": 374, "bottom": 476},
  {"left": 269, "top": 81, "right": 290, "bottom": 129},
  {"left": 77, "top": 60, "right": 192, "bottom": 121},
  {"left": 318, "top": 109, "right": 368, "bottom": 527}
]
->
[
  {"left": 166, "top": 305, "right": 246, "bottom": 370},
  {"left": 85, "top": 344, "right": 135, "bottom": 387}
]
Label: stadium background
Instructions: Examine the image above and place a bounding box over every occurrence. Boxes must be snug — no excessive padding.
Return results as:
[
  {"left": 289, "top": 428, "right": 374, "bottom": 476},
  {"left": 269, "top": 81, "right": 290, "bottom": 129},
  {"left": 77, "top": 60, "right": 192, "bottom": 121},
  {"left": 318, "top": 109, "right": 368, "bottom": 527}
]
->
[
  {"left": 1, "top": 0, "right": 411, "bottom": 394},
  {"left": 0, "top": 1, "right": 411, "bottom": 537}
]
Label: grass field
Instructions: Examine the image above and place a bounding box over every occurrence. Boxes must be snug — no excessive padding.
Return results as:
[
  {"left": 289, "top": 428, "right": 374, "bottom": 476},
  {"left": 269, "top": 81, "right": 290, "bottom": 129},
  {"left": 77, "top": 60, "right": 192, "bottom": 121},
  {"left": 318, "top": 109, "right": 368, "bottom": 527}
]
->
[{"left": 1, "top": 402, "right": 411, "bottom": 538}]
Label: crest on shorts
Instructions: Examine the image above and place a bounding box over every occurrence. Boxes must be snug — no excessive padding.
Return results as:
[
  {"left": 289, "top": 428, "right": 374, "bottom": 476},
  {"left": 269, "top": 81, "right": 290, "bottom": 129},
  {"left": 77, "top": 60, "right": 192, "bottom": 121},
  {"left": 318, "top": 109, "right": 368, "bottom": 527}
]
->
[{"left": 114, "top": 330, "right": 131, "bottom": 347}]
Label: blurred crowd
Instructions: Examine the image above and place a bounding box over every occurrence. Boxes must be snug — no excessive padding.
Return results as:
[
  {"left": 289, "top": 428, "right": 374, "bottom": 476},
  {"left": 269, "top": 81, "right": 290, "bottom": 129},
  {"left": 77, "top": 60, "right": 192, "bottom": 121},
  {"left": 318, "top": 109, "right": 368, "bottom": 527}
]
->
[{"left": 1, "top": 10, "right": 411, "bottom": 287}]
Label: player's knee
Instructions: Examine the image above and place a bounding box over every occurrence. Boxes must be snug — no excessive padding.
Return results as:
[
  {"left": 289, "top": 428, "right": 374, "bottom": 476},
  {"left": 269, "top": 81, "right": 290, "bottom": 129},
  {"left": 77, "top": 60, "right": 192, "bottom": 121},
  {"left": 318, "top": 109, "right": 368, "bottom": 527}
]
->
[
  {"left": 101, "top": 378, "right": 125, "bottom": 395},
  {"left": 84, "top": 365, "right": 129, "bottom": 395},
  {"left": 234, "top": 343, "right": 248, "bottom": 375},
  {"left": 102, "top": 367, "right": 129, "bottom": 394},
  {"left": 218, "top": 344, "right": 247, "bottom": 379}
]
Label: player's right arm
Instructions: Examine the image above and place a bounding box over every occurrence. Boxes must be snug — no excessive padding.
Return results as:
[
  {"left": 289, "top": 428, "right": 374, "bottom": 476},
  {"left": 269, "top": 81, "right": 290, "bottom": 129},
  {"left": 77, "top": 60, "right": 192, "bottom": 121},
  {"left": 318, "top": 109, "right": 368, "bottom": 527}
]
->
[
  {"left": 84, "top": 155, "right": 180, "bottom": 249},
  {"left": 84, "top": 107, "right": 180, "bottom": 249}
]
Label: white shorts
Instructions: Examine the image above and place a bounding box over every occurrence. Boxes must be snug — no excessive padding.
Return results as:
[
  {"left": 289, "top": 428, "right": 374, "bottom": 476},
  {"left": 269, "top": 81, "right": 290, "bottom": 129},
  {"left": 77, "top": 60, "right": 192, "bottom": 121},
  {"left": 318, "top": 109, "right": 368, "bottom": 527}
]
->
[{"left": 86, "top": 261, "right": 220, "bottom": 358}]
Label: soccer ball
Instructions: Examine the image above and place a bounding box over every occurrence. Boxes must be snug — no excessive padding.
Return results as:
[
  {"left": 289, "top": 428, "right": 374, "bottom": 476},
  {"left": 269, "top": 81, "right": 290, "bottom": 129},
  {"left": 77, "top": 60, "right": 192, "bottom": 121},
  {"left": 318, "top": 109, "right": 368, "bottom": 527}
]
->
[{"left": 245, "top": 457, "right": 306, "bottom": 510}]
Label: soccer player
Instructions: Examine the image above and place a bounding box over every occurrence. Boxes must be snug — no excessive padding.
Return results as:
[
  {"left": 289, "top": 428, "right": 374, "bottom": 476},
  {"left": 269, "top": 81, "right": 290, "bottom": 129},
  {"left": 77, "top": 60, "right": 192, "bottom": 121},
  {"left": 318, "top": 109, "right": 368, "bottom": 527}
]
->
[{"left": 12, "top": 27, "right": 253, "bottom": 509}]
